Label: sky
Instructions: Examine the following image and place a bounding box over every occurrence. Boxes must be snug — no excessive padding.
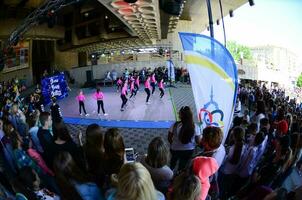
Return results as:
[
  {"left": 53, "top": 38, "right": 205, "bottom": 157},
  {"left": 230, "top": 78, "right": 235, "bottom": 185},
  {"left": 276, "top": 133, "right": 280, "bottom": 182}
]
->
[{"left": 202, "top": 0, "right": 302, "bottom": 63}]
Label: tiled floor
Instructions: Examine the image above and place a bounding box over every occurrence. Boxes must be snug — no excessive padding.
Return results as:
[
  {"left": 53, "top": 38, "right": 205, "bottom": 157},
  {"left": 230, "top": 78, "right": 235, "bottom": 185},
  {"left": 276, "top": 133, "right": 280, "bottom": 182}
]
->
[{"left": 65, "top": 83, "right": 196, "bottom": 154}]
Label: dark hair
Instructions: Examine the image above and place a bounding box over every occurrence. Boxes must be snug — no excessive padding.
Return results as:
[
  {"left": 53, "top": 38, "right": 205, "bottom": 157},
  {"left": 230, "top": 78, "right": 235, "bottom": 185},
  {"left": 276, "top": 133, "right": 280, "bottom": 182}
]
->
[
  {"left": 53, "top": 121, "right": 71, "bottom": 141},
  {"left": 178, "top": 106, "right": 195, "bottom": 144},
  {"left": 233, "top": 116, "right": 243, "bottom": 127},
  {"left": 202, "top": 126, "right": 223, "bottom": 150},
  {"left": 229, "top": 127, "right": 245, "bottom": 165},
  {"left": 27, "top": 112, "right": 38, "bottom": 129},
  {"left": 52, "top": 97, "right": 57, "bottom": 103},
  {"left": 96, "top": 88, "right": 100, "bottom": 93},
  {"left": 104, "top": 128, "right": 125, "bottom": 157},
  {"left": 254, "top": 131, "right": 265, "bottom": 146},
  {"left": 18, "top": 166, "right": 39, "bottom": 191},
  {"left": 146, "top": 137, "right": 170, "bottom": 168},
  {"left": 39, "top": 112, "right": 50, "bottom": 126},
  {"left": 260, "top": 118, "right": 269, "bottom": 127},
  {"left": 256, "top": 101, "right": 266, "bottom": 115},
  {"left": 247, "top": 123, "right": 257, "bottom": 134},
  {"left": 53, "top": 152, "right": 90, "bottom": 200}
]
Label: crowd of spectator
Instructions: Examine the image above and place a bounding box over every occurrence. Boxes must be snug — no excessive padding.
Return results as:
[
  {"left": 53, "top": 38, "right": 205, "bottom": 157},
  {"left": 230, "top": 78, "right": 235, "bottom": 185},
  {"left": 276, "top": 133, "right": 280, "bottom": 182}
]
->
[{"left": 0, "top": 75, "right": 301, "bottom": 200}]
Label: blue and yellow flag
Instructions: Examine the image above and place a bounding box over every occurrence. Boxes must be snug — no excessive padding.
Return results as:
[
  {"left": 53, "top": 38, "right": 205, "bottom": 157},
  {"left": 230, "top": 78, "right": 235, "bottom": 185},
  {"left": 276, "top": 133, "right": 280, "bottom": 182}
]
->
[{"left": 179, "top": 32, "right": 238, "bottom": 142}]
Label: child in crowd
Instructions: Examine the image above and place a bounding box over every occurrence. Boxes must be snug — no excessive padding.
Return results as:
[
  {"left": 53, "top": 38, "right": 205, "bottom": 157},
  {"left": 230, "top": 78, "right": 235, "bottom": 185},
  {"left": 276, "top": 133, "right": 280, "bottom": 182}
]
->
[
  {"left": 158, "top": 79, "right": 165, "bottom": 98},
  {"left": 151, "top": 73, "right": 157, "bottom": 95},
  {"left": 76, "top": 90, "right": 88, "bottom": 116},
  {"left": 116, "top": 77, "right": 123, "bottom": 92},
  {"left": 120, "top": 83, "right": 128, "bottom": 111},
  {"left": 93, "top": 88, "right": 108, "bottom": 116},
  {"left": 50, "top": 97, "right": 62, "bottom": 123},
  {"left": 129, "top": 77, "right": 137, "bottom": 99}
]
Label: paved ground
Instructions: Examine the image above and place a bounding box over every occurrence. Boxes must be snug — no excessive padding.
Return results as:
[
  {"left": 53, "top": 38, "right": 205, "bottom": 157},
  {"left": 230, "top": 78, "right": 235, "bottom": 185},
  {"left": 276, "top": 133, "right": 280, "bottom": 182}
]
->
[{"left": 66, "top": 83, "right": 196, "bottom": 155}]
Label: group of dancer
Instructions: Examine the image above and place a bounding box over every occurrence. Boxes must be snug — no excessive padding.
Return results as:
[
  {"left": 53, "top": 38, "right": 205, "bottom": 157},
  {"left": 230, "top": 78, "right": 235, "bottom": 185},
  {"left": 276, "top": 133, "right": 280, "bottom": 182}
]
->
[
  {"left": 75, "top": 73, "right": 165, "bottom": 115},
  {"left": 117, "top": 73, "right": 165, "bottom": 111}
]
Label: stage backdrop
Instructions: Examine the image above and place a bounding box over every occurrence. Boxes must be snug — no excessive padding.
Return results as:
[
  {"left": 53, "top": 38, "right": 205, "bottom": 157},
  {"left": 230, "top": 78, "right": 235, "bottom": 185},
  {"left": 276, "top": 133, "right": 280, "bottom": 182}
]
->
[
  {"left": 179, "top": 32, "right": 238, "bottom": 143},
  {"left": 42, "top": 72, "right": 69, "bottom": 105}
]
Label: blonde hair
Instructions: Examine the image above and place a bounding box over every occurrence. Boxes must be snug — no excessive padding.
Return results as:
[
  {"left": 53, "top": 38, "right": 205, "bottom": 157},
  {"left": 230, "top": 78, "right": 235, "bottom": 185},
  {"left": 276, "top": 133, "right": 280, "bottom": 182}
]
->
[
  {"left": 172, "top": 172, "right": 201, "bottom": 200},
  {"left": 116, "top": 162, "right": 157, "bottom": 200}
]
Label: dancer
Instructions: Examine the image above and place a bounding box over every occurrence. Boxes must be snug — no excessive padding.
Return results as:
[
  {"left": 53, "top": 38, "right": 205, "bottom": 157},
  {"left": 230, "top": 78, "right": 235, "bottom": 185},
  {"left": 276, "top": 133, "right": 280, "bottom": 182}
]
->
[
  {"left": 144, "top": 76, "right": 151, "bottom": 104},
  {"left": 120, "top": 83, "right": 128, "bottom": 111},
  {"left": 116, "top": 77, "right": 123, "bottom": 92},
  {"left": 158, "top": 78, "right": 165, "bottom": 98},
  {"left": 129, "top": 77, "right": 137, "bottom": 99},
  {"left": 76, "top": 90, "right": 88, "bottom": 116},
  {"left": 134, "top": 75, "right": 140, "bottom": 92},
  {"left": 151, "top": 73, "right": 156, "bottom": 95},
  {"left": 93, "top": 88, "right": 108, "bottom": 116}
]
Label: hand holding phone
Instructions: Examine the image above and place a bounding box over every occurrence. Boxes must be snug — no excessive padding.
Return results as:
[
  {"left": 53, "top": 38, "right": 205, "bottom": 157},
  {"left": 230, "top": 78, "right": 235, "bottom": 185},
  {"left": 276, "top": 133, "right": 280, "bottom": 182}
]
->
[{"left": 125, "top": 148, "right": 135, "bottom": 163}]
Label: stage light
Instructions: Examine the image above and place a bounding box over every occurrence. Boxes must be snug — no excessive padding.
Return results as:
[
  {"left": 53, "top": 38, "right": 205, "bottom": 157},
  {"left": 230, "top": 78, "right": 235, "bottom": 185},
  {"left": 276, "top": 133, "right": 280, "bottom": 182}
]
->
[
  {"left": 216, "top": 19, "right": 220, "bottom": 25},
  {"left": 111, "top": 52, "right": 114, "bottom": 56},
  {"left": 84, "top": 12, "right": 89, "bottom": 17},
  {"left": 101, "top": 53, "right": 105, "bottom": 57},
  {"left": 105, "top": 15, "right": 108, "bottom": 19},
  {"left": 91, "top": 54, "right": 95, "bottom": 59},
  {"left": 249, "top": 0, "right": 255, "bottom": 6},
  {"left": 121, "top": 50, "right": 125, "bottom": 55},
  {"left": 229, "top": 10, "right": 234, "bottom": 17}
]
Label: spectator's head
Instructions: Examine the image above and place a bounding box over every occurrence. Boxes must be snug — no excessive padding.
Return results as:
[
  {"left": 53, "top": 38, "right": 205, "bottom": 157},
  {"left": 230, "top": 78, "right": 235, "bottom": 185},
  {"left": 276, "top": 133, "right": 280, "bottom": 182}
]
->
[
  {"left": 247, "top": 123, "right": 257, "bottom": 135},
  {"left": 104, "top": 128, "right": 125, "bottom": 157},
  {"left": 11, "top": 103, "right": 18, "bottom": 114},
  {"left": 53, "top": 121, "right": 71, "bottom": 142},
  {"left": 230, "top": 127, "right": 245, "bottom": 165},
  {"left": 39, "top": 112, "right": 52, "bottom": 129},
  {"left": 116, "top": 162, "right": 157, "bottom": 200},
  {"left": 53, "top": 152, "right": 90, "bottom": 200},
  {"left": 146, "top": 137, "right": 170, "bottom": 168},
  {"left": 172, "top": 172, "right": 201, "bottom": 200},
  {"left": 79, "top": 90, "right": 83, "bottom": 95},
  {"left": 276, "top": 135, "right": 291, "bottom": 155},
  {"left": 178, "top": 106, "right": 195, "bottom": 144},
  {"left": 85, "top": 123, "right": 104, "bottom": 153},
  {"left": 19, "top": 166, "right": 40, "bottom": 191},
  {"left": 260, "top": 118, "right": 270, "bottom": 132},
  {"left": 254, "top": 131, "right": 265, "bottom": 147},
  {"left": 256, "top": 100, "right": 266, "bottom": 115},
  {"left": 277, "top": 108, "right": 285, "bottom": 120},
  {"left": 27, "top": 111, "right": 39, "bottom": 129},
  {"left": 233, "top": 116, "right": 243, "bottom": 127},
  {"left": 201, "top": 126, "right": 223, "bottom": 151}
]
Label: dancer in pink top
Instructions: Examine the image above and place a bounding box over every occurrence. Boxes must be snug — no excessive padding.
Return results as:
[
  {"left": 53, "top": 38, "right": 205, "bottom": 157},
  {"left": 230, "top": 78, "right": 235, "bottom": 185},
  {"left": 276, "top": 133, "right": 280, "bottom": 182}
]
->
[
  {"left": 144, "top": 76, "right": 151, "bottom": 104},
  {"left": 158, "top": 78, "right": 165, "bottom": 98},
  {"left": 120, "top": 83, "right": 128, "bottom": 111},
  {"left": 129, "top": 77, "right": 137, "bottom": 99},
  {"left": 134, "top": 75, "right": 140, "bottom": 92},
  {"left": 93, "top": 88, "right": 108, "bottom": 116},
  {"left": 151, "top": 73, "right": 157, "bottom": 95},
  {"left": 76, "top": 90, "right": 88, "bottom": 116},
  {"left": 116, "top": 77, "right": 123, "bottom": 92}
]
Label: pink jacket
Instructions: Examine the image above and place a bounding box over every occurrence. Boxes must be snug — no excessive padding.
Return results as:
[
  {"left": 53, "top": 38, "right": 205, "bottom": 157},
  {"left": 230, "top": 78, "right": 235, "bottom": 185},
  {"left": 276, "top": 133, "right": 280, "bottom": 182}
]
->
[
  {"left": 192, "top": 156, "right": 219, "bottom": 200},
  {"left": 93, "top": 92, "right": 104, "bottom": 100},
  {"left": 158, "top": 80, "right": 164, "bottom": 89},
  {"left": 135, "top": 77, "right": 140, "bottom": 86},
  {"left": 27, "top": 148, "right": 54, "bottom": 176},
  {"left": 76, "top": 94, "right": 85, "bottom": 102},
  {"left": 130, "top": 82, "right": 135, "bottom": 91},
  {"left": 151, "top": 74, "right": 156, "bottom": 83},
  {"left": 121, "top": 86, "right": 127, "bottom": 96},
  {"left": 117, "top": 79, "right": 123, "bottom": 85},
  {"left": 144, "top": 79, "right": 151, "bottom": 89}
]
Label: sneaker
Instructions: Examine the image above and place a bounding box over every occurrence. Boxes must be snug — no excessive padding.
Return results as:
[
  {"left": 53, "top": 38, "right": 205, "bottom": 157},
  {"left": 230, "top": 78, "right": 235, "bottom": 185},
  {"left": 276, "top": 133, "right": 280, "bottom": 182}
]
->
[
  {"left": 85, "top": 113, "right": 89, "bottom": 117},
  {"left": 98, "top": 113, "right": 101, "bottom": 116},
  {"left": 80, "top": 113, "right": 83, "bottom": 116},
  {"left": 146, "top": 102, "right": 151, "bottom": 105},
  {"left": 104, "top": 113, "right": 108, "bottom": 116},
  {"left": 120, "top": 108, "right": 124, "bottom": 111}
]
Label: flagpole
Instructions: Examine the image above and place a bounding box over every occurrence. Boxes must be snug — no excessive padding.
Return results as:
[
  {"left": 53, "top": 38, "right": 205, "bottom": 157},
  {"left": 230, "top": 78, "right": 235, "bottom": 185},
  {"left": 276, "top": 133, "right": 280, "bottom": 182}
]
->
[{"left": 206, "top": 0, "right": 214, "bottom": 38}]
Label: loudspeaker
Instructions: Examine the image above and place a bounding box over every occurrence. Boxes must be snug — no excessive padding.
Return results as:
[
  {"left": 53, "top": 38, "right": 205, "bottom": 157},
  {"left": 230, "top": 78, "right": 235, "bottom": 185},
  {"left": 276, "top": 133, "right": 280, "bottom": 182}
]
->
[{"left": 86, "top": 70, "right": 93, "bottom": 83}]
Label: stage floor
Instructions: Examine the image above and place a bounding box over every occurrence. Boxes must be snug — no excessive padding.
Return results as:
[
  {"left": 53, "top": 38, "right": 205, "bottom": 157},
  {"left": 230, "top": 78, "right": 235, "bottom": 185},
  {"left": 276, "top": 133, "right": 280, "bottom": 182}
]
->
[{"left": 56, "top": 86, "right": 176, "bottom": 128}]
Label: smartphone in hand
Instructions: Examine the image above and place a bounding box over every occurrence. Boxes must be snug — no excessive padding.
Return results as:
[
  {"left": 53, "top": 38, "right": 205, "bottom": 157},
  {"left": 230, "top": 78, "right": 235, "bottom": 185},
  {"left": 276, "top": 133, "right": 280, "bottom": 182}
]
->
[{"left": 125, "top": 148, "right": 135, "bottom": 163}]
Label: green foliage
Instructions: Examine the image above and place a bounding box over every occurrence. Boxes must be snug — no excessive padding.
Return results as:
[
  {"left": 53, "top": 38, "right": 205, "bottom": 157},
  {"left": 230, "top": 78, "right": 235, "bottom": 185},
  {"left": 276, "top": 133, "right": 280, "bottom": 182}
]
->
[
  {"left": 297, "top": 73, "right": 302, "bottom": 87},
  {"left": 226, "top": 41, "right": 253, "bottom": 62}
]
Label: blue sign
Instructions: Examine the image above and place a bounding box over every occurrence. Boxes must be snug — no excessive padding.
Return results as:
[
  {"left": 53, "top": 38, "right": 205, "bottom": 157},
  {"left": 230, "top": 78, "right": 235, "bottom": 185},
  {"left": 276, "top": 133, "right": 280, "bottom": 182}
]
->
[{"left": 41, "top": 72, "right": 68, "bottom": 105}]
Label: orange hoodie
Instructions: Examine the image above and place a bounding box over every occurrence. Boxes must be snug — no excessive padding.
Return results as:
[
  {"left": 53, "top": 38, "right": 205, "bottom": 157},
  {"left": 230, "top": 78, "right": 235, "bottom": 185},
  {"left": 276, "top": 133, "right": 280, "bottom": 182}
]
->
[{"left": 192, "top": 156, "right": 219, "bottom": 200}]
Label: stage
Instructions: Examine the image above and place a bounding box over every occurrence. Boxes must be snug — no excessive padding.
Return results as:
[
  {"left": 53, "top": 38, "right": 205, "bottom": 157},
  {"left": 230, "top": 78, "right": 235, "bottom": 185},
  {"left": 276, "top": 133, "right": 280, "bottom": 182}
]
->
[{"left": 55, "top": 86, "right": 176, "bottom": 128}]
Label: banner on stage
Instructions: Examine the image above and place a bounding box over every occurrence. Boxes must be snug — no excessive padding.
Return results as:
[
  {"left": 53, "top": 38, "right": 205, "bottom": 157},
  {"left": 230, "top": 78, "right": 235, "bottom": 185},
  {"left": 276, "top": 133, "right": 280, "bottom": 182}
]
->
[
  {"left": 179, "top": 32, "right": 238, "bottom": 143},
  {"left": 41, "top": 72, "right": 69, "bottom": 105},
  {"left": 166, "top": 59, "right": 175, "bottom": 81}
]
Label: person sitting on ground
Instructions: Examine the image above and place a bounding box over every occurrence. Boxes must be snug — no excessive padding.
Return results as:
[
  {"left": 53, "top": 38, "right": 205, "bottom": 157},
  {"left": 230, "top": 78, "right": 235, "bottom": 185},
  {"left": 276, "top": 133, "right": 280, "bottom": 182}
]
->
[
  {"left": 168, "top": 106, "right": 201, "bottom": 171},
  {"left": 53, "top": 152, "right": 104, "bottom": 200},
  {"left": 140, "top": 137, "right": 173, "bottom": 193},
  {"left": 106, "top": 162, "right": 165, "bottom": 200}
]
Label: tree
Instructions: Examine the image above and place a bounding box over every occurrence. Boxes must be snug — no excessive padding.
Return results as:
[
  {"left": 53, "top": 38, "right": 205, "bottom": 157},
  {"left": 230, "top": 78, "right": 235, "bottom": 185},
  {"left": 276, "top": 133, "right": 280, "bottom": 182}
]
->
[
  {"left": 296, "top": 73, "right": 302, "bottom": 87},
  {"left": 226, "top": 41, "right": 253, "bottom": 62}
]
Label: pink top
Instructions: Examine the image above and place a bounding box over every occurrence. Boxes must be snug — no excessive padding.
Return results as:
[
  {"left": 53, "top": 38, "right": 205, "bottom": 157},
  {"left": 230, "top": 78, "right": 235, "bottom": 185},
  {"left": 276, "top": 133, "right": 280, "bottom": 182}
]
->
[
  {"left": 121, "top": 86, "right": 127, "bottom": 96},
  {"left": 130, "top": 81, "right": 135, "bottom": 91},
  {"left": 27, "top": 148, "right": 54, "bottom": 176},
  {"left": 117, "top": 79, "right": 122, "bottom": 85},
  {"left": 93, "top": 91, "right": 104, "bottom": 100},
  {"left": 135, "top": 77, "right": 140, "bottom": 86},
  {"left": 158, "top": 80, "right": 164, "bottom": 89},
  {"left": 151, "top": 74, "right": 156, "bottom": 83},
  {"left": 144, "top": 79, "right": 151, "bottom": 89},
  {"left": 76, "top": 94, "right": 85, "bottom": 102}
]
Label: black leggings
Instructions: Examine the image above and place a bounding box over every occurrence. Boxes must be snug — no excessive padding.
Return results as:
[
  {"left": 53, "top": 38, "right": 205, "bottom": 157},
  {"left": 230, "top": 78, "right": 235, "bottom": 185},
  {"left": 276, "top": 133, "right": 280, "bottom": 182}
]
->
[
  {"left": 145, "top": 88, "right": 151, "bottom": 102},
  {"left": 130, "top": 89, "right": 137, "bottom": 98},
  {"left": 159, "top": 88, "right": 164, "bottom": 98},
  {"left": 121, "top": 94, "right": 128, "bottom": 109},
  {"left": 97, "top": 100, "right": 105, "bottom": 114},
  {"left": 79, "top": 101, "right": 87, "bottom": 114},
  {"left": 134, "top": 83, "right": 139, "bottom": 91},
  {"left": 151, "top": 82, "right": 156, "bottom": 94}
]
